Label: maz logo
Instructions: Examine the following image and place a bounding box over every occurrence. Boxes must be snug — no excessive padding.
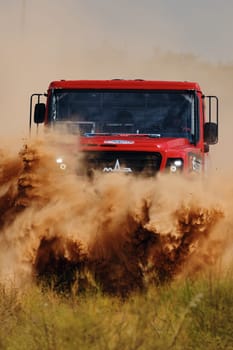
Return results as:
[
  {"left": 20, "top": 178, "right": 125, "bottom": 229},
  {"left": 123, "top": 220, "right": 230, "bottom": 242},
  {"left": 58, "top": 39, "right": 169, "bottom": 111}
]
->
[{"left": 103, "top": 159, "right": 132, "bottom": 173}]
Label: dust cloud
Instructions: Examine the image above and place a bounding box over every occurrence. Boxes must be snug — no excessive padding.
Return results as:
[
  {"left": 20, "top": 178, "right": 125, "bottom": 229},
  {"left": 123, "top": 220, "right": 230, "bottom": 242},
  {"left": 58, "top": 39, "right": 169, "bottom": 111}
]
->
[{"left": 0, "top": 135, "right": 231, "bottom": 296}]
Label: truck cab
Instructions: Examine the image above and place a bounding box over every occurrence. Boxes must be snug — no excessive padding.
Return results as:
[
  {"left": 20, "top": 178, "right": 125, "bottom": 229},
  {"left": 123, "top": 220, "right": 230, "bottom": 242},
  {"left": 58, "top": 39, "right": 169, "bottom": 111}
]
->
[{"left": 31, "top": 80, "right": 218, "bottom": 175}]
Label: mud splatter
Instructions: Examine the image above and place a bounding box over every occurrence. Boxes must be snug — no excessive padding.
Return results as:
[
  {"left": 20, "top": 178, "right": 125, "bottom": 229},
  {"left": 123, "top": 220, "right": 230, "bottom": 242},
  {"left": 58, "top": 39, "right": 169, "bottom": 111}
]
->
[{"left": 0, "top": 137, "right": 231, "bottom": 296}]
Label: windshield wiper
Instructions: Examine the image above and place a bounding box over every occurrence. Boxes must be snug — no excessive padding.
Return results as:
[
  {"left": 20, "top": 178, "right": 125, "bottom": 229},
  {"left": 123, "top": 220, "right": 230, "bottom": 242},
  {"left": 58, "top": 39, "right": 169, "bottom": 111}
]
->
[
  {"left": 84, "top": 132, "right": 161, "bottom": 138},
  {"left": 147, "top": 133, "right": 161, "bottom": 138},
  {"left": 84, "top": 133, "right": 119, "bottom": 137}
]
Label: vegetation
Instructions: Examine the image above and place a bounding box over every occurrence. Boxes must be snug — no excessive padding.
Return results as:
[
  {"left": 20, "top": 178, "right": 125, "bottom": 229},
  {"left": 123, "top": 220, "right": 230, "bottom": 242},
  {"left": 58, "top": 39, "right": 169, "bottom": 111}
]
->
[{"left": 0, "top": 269, "right": 233, "bottom": 350}]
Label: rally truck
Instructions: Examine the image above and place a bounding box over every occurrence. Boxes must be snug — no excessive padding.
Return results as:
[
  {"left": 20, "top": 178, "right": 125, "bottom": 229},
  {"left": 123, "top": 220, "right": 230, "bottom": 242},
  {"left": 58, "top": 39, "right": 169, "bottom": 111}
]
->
[{"left": 30, "top": 80, "right": 218, "bottom": 175}]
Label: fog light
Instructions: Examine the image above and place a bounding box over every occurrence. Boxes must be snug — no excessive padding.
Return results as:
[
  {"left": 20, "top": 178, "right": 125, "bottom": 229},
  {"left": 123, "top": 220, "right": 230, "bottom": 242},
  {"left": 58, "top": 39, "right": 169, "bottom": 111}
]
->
[
  {"left": 56, "top": 157, "right": 67, "bottom": 170},
  {"left": 60, "top": 163, "right": 67, "bottom": 170},
  {"left": 170, "top": 165, "right": 177, "bottom": 173},
  {"left": 166, "top": 158, "right": 183, "bottom": 173},
  {"left": 174, "top": 159, "right": 183, "bottom": 167},
  {"left": 56, "top": 157, "right": 63, "bottom": 164}
]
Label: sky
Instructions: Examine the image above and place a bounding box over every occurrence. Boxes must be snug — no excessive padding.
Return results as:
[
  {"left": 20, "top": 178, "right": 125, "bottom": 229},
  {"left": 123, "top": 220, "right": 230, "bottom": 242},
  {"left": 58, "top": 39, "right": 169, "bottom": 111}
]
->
[
  {"left": 73, "top": 0, "right": 233, "bottom": 63},
  {"left": 0, "top": 0, "right": 233, "bottom": 144},
  {"left": 2, "top": 0, "right": 233, "bottom": 62},
  {"left": 16, "top": 0, "right": 233, "bottom": 63}
]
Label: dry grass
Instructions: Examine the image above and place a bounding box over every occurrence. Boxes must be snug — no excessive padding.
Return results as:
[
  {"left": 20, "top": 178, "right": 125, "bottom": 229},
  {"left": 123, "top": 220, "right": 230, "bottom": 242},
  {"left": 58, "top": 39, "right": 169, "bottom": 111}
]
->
[{"left": 0, "top": 267, "right": 232, "bottom": 350}]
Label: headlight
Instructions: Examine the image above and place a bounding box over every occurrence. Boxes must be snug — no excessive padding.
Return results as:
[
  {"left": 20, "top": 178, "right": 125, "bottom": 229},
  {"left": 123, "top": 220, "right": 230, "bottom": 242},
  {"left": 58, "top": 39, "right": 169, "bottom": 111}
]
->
[
  {"left": 165, "top": 158, "right": 183, "bottom": 173},
  {"left": 56, "top": 157, "right": 67, "bottom": 170}
]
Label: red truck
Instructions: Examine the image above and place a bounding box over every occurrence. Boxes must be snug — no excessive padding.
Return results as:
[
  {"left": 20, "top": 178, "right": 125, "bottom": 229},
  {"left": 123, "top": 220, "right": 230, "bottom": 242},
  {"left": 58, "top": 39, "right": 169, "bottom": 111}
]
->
[{"left": 30, "top": 80, "right": 218, "bottom": 175}]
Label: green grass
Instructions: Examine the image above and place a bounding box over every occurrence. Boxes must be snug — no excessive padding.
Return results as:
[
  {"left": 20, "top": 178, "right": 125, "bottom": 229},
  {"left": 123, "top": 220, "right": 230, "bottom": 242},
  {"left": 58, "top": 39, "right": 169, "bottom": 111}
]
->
[{"left": 0, "top": 269, "right": 233, "bottom": 350}]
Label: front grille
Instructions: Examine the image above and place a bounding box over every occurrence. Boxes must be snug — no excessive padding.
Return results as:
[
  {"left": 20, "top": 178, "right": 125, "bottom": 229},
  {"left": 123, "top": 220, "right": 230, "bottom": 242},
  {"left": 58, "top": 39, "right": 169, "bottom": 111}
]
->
[{"left": 81, "top": 151, "right": 162, "bottom": 176}]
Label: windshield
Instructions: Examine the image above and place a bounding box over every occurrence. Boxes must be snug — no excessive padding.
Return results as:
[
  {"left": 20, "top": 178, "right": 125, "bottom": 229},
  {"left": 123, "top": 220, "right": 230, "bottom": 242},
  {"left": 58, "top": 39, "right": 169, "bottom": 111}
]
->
[{"left": 49, "top": 89, "right": 196, "bottom": 140}]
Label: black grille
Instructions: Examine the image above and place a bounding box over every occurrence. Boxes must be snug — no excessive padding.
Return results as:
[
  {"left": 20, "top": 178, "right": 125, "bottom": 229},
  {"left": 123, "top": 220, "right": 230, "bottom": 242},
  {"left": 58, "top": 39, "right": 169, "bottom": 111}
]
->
[{"left": 81, "top": 151, "right": 162, "bottom": 176}]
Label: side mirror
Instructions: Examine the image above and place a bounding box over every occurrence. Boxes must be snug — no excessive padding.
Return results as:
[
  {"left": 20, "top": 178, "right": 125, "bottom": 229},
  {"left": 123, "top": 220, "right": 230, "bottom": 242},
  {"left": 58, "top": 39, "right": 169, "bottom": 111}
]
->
[
  {"left": 204, "top": 122, "right": 218, "bottom": 145},
  {"left": 34, "top": 103, "right": 45, "bottom": 123}
]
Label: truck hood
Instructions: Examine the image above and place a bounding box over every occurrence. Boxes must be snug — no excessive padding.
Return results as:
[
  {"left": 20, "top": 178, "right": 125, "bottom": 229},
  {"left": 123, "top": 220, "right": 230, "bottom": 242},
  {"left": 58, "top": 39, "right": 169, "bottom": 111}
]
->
[{"left": 79, "top": 134, "right": 191, "bottom": 152}]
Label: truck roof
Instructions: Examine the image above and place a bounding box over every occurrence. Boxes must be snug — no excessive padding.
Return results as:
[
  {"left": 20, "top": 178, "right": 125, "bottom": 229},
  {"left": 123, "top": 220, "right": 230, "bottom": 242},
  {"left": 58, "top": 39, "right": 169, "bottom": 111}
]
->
[{"left": 48, "top": 80, "right": 202, "bottom": 92}]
